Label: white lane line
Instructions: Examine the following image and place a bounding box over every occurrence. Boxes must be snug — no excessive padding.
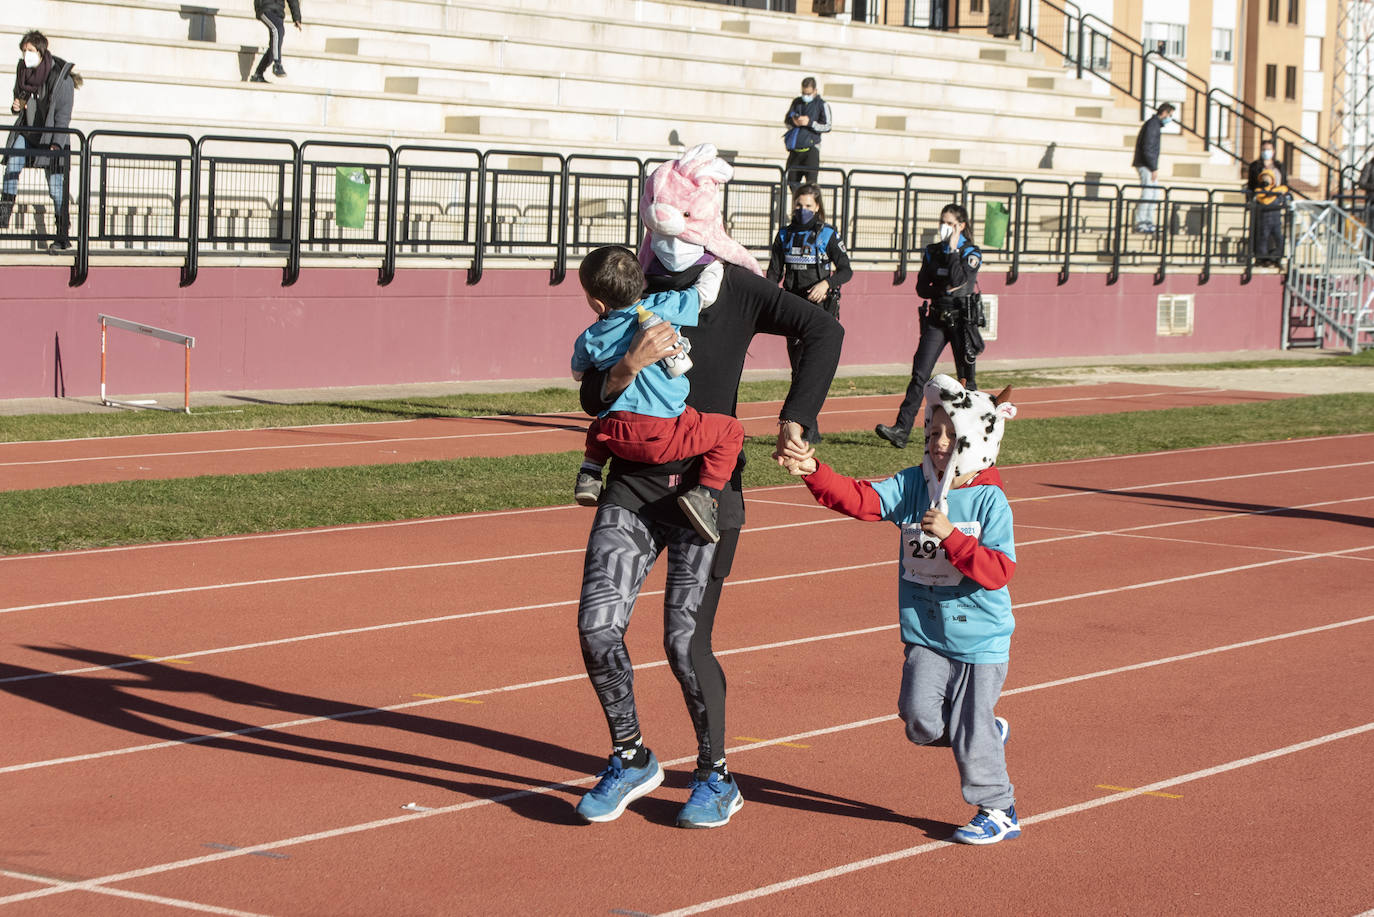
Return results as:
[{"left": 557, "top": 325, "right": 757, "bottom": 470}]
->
[
  {"left": 769, "top": 387, "right": 1235, "bottom": 422},
  {"left": 657, "top": 723, "right": 1374, "bottom": 916},
  {"left": 0, "top": 871, "right": 267, "bottom": 916},
  {"left": 1, "top": 642, "right": 1369, "bottom": 909},
  {"left": 3, "top": 499, "right": 1366, "bottom": 686},
  {"left": 5, "top": 545, "right": 1371, "bottom": 775},
  {"left": 2, "top": 433, "right": 1368, "bottom": 563}
]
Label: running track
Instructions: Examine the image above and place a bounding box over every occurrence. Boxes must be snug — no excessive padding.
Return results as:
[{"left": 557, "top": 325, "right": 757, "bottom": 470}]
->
[
  {"left": 1, "top": 431, "right": 1370, "bottom": 915},
  {"left": 0, "top": 383, "right": 1296, "bottom": 491}
]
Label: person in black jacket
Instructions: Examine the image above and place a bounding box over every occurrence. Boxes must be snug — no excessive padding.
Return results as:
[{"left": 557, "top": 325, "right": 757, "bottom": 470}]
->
[
  {"left": 783, "top": 77, "right": 831, "bottom": 192},
  {"left": 1246, "top": 138, "right": 1289, "bottom": 267},
  {"left": 250, "top": 0, "right": 303, "bottom": 83},
  {"left": 571, "top": 255, "right": 841, "bottom": 829},
  {"left": 767, "top": 183, "right": 851, "bottom": 440},
  {"left": 876, "top": 203, "right": 984, "bottom": 449},
  {"left": 1132, "top": 102, "right": 1174, "bottom": 234},
  {"left": 3, "top": 31, "right": 80, "bottom": 253}
]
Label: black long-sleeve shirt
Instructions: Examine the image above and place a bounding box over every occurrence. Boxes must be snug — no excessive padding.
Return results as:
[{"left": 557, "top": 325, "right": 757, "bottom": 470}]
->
[
  {"left": 1132, "top": 115, "right": 1163, "bottom": 172},
  {"left": 579, "top": 261, "right": 843, "bottom": 530},
  {"left": 915, "top": 240, "right": 981, "bottom": 302}
]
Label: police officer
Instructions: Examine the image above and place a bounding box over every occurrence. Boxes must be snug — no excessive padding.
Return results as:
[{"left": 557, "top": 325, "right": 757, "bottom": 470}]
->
[
  {"left": 876, "top": 203, "right": 985, "bottom": 448},
  {"left": 768, "top": 183, "right": 851, "bottom": 441}
]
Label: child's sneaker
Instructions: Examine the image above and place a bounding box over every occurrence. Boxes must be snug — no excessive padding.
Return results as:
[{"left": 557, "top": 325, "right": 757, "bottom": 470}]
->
[
  {"left": 574, "top": 471, "right": 603, "bottom": 506},
  {"left": 675, "top": 772, "right": 743, "bottom": 828},
  {"left": 995, "top": 716, "right": 1009, "bottom": 746},
  {"left": 575, "top": 751, "right": 664, "bottom": 823},
  {"left": 676, "top": 486, "right": 720, "bottom": 544},
  {"left": 950, "top": 804, "right": 1020, "bottom": 845}
]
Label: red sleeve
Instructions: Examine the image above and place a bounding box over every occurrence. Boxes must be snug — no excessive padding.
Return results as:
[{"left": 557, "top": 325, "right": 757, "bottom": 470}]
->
[
  {"left": 802, "top": 462, "right": 884, "bottom": 522},
  {"left": 941, "top": 527, "right": 1015, "bottom": 590}
]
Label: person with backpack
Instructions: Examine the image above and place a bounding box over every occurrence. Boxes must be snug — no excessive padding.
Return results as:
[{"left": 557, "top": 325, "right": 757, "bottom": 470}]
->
[{"left": 3, "top": 30, "right": 80, "bottom": 253}]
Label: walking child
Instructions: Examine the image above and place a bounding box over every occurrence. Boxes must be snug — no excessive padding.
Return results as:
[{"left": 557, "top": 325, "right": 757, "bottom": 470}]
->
[
  {"left": 786, "top": 374, "right": 1022, "bottom": 844},
  {"left": 571, "top": 245, "right": 742, "bottom": 544}
]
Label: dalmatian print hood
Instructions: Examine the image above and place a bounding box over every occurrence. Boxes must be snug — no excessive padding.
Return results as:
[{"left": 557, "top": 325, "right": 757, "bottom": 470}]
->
[{"left": 921, "top": 374, "right": 1018, "bottom": 510}]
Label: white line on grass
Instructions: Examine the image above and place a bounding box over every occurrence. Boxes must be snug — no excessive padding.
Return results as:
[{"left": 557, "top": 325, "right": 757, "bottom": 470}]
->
[
  {"left": 2, "top": 434, "right": 1368, "bottom": 563},
  {"left": 655, "top": 722, "right": 1374, "bottom": 916}
]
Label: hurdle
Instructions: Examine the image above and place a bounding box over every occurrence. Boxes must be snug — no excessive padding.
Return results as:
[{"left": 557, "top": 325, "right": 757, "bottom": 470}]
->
[{"left": 98, "top": 313, "right": 197, "bottom": 413}]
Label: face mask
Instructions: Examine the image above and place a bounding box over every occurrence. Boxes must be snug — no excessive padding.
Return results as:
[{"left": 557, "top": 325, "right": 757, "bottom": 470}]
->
[
  {"left": 1160, "top": 116, "right": 1171, "bottom": 126},
  {"left": 650, "top": 233, "right": 706, "bottom": 272},
  {"left": 801, "top": 93, "right": 815, "bottom": 102},
  {"left": 794, "top": 207, "right": 816, "bottom": 225},
  {"left": 1261, "top": 149, "right": 1274, "bottom": 161},
  {"left": 939, "top": 223, "right": 955, "bottom": 242},
  {"left": 22, "top": 50, "right": 40, "bottom": 69}
]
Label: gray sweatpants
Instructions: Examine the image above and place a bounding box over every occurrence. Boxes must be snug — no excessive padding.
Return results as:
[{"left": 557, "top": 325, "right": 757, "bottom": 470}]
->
[{"left": 897, "top": 642, "right": 1015, "bottom": 811}]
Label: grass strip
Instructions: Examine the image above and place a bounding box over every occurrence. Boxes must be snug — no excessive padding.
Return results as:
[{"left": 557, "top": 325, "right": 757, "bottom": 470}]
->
[
  {"left": 2, "top": 393, "right": 1369, "bottom": 556},
  {"left": 0, "top": 370, "right": 1065, "bottom": 443}
]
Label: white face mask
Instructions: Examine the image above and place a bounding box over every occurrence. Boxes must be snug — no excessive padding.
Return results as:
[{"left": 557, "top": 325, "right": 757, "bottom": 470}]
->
[
  {"left": 1261, "top": 149, "right": 1274, "bottom": 161},
  {"left": 801, "top": 93, "right": 815, "bottom": 102},
  {"left": 939, "top": 223, "right": 955, "bottom": 242},
  {"left": 650, "top": 234, "right": 705, "bottom": 272},
  {"left": 22, "top": 50, "right": 40, "bottom": 69}
]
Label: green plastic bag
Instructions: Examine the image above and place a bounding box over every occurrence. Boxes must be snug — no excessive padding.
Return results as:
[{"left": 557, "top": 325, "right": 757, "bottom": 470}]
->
[
  {"left": 983, "top": 201, "right": 1009, "bottom": 249},
  {"left": 334, "top": 166, "right": 370, "bottom": 229}
]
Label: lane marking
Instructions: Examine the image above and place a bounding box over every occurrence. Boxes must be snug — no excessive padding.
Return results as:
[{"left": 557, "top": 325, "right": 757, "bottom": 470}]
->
[
  {"left": 200, "top": 843, "right": 287, "bottom": 860},
  {"left": 132, "top": 654, "right": 191, "bottom": 665},
  {"left": 1095, "top": 784, "right": 1183, "bottom": 799},
  {"left": 735, "top": 736, "right": 810, "bottom": 749},
  {"left": 0, "top": 869, "right": 267, "bottom": 916},
  {"left": 657, "top": 723, "right": 1374, "bottom": 916},
  {"left": 1, "top": 432, "right": 1368, "bottom": 563},
  {"left": 414, "top": 693, "right": 483, "bottom": 705}
]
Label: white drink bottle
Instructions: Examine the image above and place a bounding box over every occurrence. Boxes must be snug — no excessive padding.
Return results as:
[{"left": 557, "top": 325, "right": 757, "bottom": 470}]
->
[{"left": 635, "top": 305, "right": 693, "bottom": 378}]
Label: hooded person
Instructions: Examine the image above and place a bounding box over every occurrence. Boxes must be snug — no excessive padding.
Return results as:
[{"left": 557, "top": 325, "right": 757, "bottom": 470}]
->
[
  {"left": 785, "top": 374, "right": 1024, "bottom": 845},
  {"left": 570, "top": 142, "right": 842, "bottom": 830}
]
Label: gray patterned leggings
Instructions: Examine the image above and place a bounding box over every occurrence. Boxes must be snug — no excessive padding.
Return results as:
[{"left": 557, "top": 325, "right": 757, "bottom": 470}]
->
[{"left": 577, "top": 503, "right": 731, "bottom": 771}]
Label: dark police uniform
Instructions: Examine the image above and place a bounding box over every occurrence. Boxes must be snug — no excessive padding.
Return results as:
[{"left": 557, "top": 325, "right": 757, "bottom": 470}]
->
[{"left": 878, "top": 235, "right": 985, "bottom": 444}]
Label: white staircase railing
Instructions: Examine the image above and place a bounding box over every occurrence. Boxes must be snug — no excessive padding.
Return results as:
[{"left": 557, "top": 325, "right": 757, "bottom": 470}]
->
[{"left": 1284, "top": 200, "right": 1374, "bottom": 353}]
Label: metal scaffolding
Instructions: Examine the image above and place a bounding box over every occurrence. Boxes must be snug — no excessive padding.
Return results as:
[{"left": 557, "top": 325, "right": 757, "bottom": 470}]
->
[{"left": 1332, "top": 0, "right": 1374, "bottom": 179}]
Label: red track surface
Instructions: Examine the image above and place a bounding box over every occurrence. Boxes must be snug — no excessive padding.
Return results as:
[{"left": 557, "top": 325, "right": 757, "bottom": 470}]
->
[
  {"left": 0, "top": 414, "right": 1370, "bottom": 914},
  {"left": 0, "top": 383, "right": 1295, "bottom": 491}
]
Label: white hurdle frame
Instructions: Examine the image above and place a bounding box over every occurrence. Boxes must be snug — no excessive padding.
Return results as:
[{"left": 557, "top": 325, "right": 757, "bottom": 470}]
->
[{"left": 98, "top": 314, "right": 197, "bottom": 413}]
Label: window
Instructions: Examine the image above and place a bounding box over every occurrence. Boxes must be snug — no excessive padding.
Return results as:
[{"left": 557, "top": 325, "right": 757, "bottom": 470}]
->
[
  {"left": 1287, "top": 0, "right": 1299, "bottom": 24},
  {"left": 1143, "top": 22, "right": 1186, "bottom": 58},
  {"left": 1285, "top": 65, "right": 1298, "bottom": 99},
  {"left": 1157, "top": 294, "right": 1194, "bottom": 336},
  {"left": 980, "top": 295, "right": 999, "bottom": 342},
  {"left": 1265, "top": 64, "right": 1278, "bottom": 98},
  {"left": 1305, "top": 36, "right": 1323, "bottom": 64},
  {"left": 1268, "top": 0, "right": 1280, "bottom": 22},
  {"left": 971, "top": 0, "right": 985, "bottom": 12},
  {"left": 1212, "top": 28, "right": 1233, "bottom": 62}
]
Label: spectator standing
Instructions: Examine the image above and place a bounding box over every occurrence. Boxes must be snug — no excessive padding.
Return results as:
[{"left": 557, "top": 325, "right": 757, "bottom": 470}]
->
[
  {"left": 1132, "top": 102, "right": 1174, "bottom": 234},
  {"left": 783, "top": 77, "right": 831, "bottom": 193},
  {"left": 767, "top": 182, "right": 851, "bottom": 441},
  {"left": 250, "top": 0, "right": 303, "bottom": 84},
  {"left": 3, "top": 31, "right": 80, "bottom": 253},
  {"left": 1246, "top": 138, "right": 1289, "bottom": 267}
]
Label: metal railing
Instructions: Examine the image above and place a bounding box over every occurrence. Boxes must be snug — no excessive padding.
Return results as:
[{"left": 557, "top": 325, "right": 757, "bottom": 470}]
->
[
  {"left": 0, "top": 128, "right": 1281, "bottom": 288},
  {"left": 1285, "top": 201, "right": 1374, "bottom": 353}
]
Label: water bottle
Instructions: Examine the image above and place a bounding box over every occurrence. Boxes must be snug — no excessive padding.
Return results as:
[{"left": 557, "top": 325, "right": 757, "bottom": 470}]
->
[{"left": 635, "top": 305, "right": 693, "bottom": 378}]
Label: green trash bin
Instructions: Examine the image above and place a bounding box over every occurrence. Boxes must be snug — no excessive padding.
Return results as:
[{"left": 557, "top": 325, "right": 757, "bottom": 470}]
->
[
  {"left": 334, "top": 166, "right": 370, "bottom": 229},
  {"left": 983, "top": 201, "right": 1009, "bottom": 249}
]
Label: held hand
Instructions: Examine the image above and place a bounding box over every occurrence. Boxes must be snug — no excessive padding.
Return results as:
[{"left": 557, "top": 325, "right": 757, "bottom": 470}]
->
[
  {"left": 783, "top": 455, "right": 817, "bottom": 476},
  {"left": 920, "top": 508, "right": 955, "bottom": 541},
  {"left": 624, "top": 321, "right": 681, "bottom": 373},
  {"left": 773, "top": 420, "right": 814, "bottom": 467},
  {"left": 806, "top": 279, "right": 829, "bottom": 303}
]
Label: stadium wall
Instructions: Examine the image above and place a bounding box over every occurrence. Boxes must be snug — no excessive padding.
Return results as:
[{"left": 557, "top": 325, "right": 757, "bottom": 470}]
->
[{"left": 0, "top": 265, "right": 1283, "bottom": 401}]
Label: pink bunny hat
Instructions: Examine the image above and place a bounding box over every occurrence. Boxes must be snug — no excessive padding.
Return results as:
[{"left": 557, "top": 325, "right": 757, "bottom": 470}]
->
[{"left": 638, "top": 143, "right": 764, "bottom": 276}]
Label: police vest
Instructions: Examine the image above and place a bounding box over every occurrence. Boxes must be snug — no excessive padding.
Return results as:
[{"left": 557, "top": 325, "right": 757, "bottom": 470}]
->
[
  {"left": 926, "top": 238, "right": 982, "bottom": 300},
  {"left": 780, "top": 223, "right": 835, "bottom": 283}
]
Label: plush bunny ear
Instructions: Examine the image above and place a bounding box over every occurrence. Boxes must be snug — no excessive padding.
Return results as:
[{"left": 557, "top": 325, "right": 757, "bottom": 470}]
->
[{"left": 678, "top": 142, "right": 733, "bottom": 185}]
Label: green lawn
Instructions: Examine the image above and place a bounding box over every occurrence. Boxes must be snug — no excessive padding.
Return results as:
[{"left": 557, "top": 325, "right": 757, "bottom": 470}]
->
[{"left": 3, "top": 393, "right": 1369, "bottom": 555}]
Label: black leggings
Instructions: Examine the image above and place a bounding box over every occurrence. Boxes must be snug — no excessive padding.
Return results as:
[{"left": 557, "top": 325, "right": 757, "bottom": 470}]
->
[
  {"left": 577, "top": 503, "right": 736, "bottom": 771},
  {"left": 892, "top": 309, "right": 977, "bottom": 432}
]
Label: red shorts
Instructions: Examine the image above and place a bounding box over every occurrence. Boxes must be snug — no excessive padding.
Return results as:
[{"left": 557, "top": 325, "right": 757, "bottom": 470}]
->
[{"left": 585, "top": 406, "right": 746, "bottom": 491}]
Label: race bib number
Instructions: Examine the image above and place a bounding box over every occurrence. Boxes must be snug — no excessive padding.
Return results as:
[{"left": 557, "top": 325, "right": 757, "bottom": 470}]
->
[{"left": 900, "top": 521, "right": 982, "bottom": 586}]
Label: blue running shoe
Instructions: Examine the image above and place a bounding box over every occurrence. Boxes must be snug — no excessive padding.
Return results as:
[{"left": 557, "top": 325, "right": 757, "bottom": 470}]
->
[
  {"left": 951, "top": 804, "right": 1020, "bottom": 845},
  {"left": 575, "top": 751, "right": 664, "bottom": 823},
  {"left": 995, "top": 716, "right": 1009, "bottom": 746},
  {"left": 675, "top": 772, "right": 743, "bottom": 829}
]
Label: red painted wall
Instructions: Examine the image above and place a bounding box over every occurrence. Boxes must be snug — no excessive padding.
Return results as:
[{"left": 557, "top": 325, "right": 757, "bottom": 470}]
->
[{"left": 0, "top": 264, "right": 1283, "bottom": 400}]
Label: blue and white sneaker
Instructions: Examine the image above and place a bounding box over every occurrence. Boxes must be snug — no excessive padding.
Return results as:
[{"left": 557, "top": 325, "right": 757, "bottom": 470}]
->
[
  {"left": 995, "top": 716, "right": 1009, "bottom": 746},
  {"left": 675, "top": 772, "right": 743, "bottom": 828},
  {"left": 951, "top": 804, "right": 1021, "bottom": 845},
  {"left": 575, "top": 751, "right": 664, "bottom": 823}
]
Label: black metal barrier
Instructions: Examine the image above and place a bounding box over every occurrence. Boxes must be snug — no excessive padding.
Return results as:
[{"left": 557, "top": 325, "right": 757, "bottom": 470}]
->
[{"left": 0, "top": 129, "right": 1286, "bottom": 288}]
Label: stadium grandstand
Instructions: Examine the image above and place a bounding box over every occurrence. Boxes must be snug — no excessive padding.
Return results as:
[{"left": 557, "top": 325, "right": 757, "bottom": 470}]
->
[{"left": 0, "top": 0, "right": 1369, "bottom": 403}]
